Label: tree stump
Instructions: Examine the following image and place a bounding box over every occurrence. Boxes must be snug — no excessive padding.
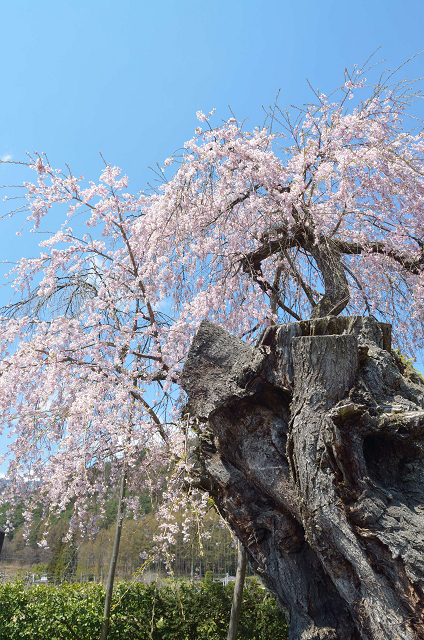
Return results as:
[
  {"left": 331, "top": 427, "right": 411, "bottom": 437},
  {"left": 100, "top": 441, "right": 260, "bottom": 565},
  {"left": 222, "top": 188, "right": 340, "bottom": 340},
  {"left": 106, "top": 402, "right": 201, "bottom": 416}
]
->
[{"left": 181, "top": 316, "right": 424, "bottom": 640}]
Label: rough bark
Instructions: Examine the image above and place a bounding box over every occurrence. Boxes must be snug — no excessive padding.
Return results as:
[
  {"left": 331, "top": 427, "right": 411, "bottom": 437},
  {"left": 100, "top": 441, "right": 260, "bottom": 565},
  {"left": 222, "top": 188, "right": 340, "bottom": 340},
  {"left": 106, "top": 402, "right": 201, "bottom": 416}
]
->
[{"left": 181, "top": 316, "right": 424, "bottom": 640}]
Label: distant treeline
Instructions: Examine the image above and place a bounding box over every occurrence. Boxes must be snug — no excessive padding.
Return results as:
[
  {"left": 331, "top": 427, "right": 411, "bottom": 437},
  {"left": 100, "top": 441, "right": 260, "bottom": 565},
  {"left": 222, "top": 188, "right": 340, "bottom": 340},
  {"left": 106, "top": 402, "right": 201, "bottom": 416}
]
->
[{"left": 1, "top": 491, "right": 240, "bottom": 583}]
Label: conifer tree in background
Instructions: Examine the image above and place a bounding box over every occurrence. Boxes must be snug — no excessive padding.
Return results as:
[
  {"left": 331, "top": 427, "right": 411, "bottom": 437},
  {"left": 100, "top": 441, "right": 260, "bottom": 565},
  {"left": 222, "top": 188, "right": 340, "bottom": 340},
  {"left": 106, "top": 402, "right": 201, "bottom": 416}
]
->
[{"left": 47, "top": 537, "right": 77, "bottom": 584}]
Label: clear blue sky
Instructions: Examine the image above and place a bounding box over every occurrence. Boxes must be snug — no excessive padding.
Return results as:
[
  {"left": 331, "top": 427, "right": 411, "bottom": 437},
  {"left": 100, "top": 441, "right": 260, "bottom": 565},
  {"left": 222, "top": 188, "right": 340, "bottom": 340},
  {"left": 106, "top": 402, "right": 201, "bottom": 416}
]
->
[
  {"left": 1, "top": 0, "right": 423, "bottom": 251},
  {"left": 0, "top": 0, "right": 423, "bottom": 473}
]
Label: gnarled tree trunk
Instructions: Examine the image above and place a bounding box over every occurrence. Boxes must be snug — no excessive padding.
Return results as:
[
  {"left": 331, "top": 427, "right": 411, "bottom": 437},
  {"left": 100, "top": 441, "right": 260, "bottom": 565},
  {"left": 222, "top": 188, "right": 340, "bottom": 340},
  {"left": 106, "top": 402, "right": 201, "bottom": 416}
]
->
[{"left": 181, "top": 316, "right": 424, "bottom": 640}]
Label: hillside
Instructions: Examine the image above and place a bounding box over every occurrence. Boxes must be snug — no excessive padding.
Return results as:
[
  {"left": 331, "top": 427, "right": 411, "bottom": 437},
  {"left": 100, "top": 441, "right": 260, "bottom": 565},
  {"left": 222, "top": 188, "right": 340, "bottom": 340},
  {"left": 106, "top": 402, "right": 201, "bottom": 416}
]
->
[{"left": 0, "top": 493, "right": 238, "bottom": 584}]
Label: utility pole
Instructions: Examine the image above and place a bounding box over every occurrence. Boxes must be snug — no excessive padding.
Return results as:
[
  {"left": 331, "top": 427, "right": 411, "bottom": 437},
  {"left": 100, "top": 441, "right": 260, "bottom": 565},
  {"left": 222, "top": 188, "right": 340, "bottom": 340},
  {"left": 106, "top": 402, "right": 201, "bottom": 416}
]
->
[
  {"left": 100, "top": 470, "right": 127, "bottom": 640},
  {"left": 227, "top": 540, "right": 246, "bottom": 640}
]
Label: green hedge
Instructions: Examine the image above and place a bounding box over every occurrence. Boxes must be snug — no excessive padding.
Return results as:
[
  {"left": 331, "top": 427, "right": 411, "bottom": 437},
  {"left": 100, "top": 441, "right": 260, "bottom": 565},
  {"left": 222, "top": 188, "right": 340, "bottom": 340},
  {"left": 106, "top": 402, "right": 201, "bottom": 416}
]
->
[{"left": 0, "top": 579, "right": 288, "bottom": 639}]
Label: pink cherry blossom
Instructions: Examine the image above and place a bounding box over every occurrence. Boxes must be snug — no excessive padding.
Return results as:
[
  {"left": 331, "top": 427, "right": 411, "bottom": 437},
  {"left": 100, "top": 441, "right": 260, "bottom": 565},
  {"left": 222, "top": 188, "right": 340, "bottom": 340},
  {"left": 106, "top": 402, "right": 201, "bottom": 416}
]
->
[{"left": 1, "top": 63, "right": 424, "bottom": 554}]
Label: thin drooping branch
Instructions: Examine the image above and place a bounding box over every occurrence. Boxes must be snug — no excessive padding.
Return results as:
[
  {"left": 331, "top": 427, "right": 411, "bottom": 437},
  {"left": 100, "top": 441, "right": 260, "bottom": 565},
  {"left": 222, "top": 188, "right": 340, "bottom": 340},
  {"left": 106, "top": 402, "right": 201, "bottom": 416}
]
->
[
  {"left": 283, "top": 249, "right": 317, "bottom": 308},
  {"left": 129, "top": 388, "right": 168, "bottom": 444},
  {"left": 241, "top": 248, "right": 301, "bottom": 320}
]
